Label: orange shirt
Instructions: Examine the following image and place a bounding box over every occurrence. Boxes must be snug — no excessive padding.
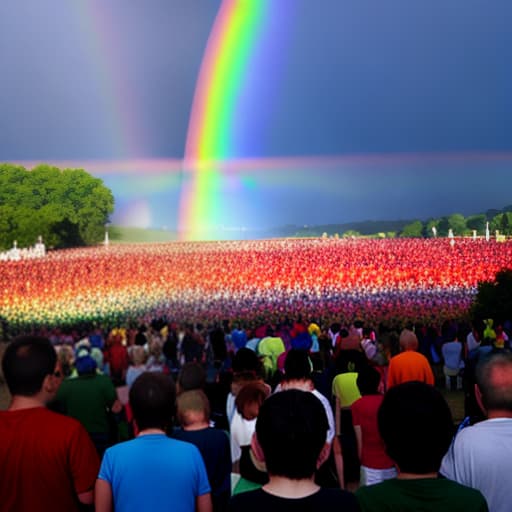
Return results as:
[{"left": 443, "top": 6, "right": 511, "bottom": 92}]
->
[{"left": 387, "top": 351, "right": 435, "bottom": 388}]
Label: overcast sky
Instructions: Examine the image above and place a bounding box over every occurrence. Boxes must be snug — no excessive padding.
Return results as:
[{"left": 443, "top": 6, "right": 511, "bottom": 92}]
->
[{"left": 1, "top": 0, "right": 511, "bottom": 231}]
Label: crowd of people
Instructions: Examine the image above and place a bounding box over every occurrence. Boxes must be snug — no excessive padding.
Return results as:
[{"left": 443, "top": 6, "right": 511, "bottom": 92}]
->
[
  {"left": 1, "top": 312, "right": 511, "bottom": 511},
  {"left": 1, "top": 237, "right": 512, "bottom": 333}
]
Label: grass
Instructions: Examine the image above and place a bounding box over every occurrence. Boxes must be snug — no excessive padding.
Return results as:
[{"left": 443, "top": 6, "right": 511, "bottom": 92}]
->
[{"left": 108, "top": 225, "right": 178, "bottom": 243}]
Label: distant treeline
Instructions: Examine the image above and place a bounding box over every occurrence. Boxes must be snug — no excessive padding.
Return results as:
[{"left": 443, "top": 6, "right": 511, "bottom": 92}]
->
[{"left": 272, "top": 206, "right": 512, "bottom": 239}]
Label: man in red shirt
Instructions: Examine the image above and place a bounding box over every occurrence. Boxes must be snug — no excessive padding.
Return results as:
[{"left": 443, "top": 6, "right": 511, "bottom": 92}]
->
[
  {"left": 387, "top": 329, "right": 435, "bottom": 389},
  {"left": 0, "top": 336, "right": 100, "bottom": 512}
]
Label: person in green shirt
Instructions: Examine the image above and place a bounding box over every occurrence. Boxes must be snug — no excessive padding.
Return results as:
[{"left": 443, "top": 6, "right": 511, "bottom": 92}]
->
[
  {"left": 356, "top": 381, "right": 488, "bottom": 512},
  {"left": 56, "top": 351, "right": 122, "bottom": 456}
]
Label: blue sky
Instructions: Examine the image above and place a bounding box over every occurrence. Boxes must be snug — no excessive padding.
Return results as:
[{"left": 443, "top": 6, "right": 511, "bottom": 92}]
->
[{"left": 1, "top": 0, "right": 511, "bottom": 231}]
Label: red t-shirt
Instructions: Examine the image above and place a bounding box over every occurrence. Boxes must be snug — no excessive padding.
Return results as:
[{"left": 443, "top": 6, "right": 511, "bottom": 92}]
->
[
  {"left": 351, "top": 395, "right": 395, "bottom": 469},
  {"left": 0, "top": 407, "right": 100, "bottom": 512}
]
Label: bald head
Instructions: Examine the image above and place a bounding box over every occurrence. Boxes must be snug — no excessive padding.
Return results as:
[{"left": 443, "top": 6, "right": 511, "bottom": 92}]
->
[{"left": 399, "top": 329, "right": 419, "bottom": 352}]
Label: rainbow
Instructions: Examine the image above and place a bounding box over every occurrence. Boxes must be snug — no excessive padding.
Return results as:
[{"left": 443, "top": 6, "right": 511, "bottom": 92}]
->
[{"left": 178, "top": 0, "right": 269, "bottom": 240}]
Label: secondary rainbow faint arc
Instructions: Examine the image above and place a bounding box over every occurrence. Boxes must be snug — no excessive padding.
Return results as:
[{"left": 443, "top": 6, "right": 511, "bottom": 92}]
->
[{"left": 178, "top": 0, "right": 267, "bottom": 241}]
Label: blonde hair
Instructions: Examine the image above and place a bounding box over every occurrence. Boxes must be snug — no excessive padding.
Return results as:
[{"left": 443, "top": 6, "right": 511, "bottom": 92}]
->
[
  {"left": 176, "top": 390, "right": 210, "bottom": 427},
  {"left": 131, "top": 345, "right": 147, "bottom": 366}
]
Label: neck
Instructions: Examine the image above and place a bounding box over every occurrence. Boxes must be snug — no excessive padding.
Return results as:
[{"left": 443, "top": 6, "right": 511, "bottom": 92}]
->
[
  {"left": 183, "top": 421, "right": 209, "bottom": 431},
  {"left": 137, "top": 427, "right": 166, "bottom": 436},
  {"left": 281, "top": 379, "right": 314, "bottom": 392},
  {"left": 8, "top": 395, "right": 46, "bottom": 411},
  {"left": 263, "top": 475, "right": 319, "bottom": 498},
  {"left": 397, "top": 471, "right": 438, "bottom": 480},
  {"left": 487, "top": 410, "right": 512, "bottom": 419}
]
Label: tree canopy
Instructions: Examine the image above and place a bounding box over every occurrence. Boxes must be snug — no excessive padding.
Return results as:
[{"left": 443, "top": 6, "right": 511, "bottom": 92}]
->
[
  {"left": 471, "top": 268, "right": 512, "bottom": 325},
  {"left": 0, "top": 163, "right": 114, "bottom": 249}
]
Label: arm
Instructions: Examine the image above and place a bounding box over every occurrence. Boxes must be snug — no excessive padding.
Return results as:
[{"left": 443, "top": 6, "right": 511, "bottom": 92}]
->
[
  {"left": 94, "top": 479, "right": 113, "bottom": 512},
  {"left": 335, "top": 396, "right": 341, "bottom": 436},
  {"left": 332, "top": 436, "right": 345, "bottom": 490},
  {"left": 353, "top": 424, "right": 362, "bottom": 461},
  {"left": 78, "top": 490, "right": 94, "bottom": 506},
  {"left": 196, "top": 493, "right": 212, "bottom": 512}
]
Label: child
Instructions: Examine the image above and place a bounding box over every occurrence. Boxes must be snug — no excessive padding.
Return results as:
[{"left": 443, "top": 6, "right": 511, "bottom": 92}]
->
[
  {"left": 352, "top": 365, "right": 396, "bottom": 486},
  {"left": 174, "top": 390, "right": 231, "bottom": 512}
]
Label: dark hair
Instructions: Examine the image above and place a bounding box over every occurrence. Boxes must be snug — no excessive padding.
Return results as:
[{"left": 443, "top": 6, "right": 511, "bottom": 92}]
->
[
  {"left": 129, "top": 372, "right": 176, "bottom": 431},
  {"left": 256, "top": 390, "right": 328, "bottom": 479},
  {"left": 284, "top": 349, "right": 312, "bottom": 380},
  {"left": 177, "top": 362, "right": 206, "bottom": 392},
  {"left": 476, "top": 352, "right": 512, "bottom": 412},
  {"left": 232, "top": 347, "right": 261, "bottom": 373},
  {"left": 2, "top": 336, "right": 56, "bottom": 396},
  {"left": 378, "top": 381, "right": 454, "bottom": 474},
  {"left": 356, "top": 365, "right": 381, "bottom": 395}
]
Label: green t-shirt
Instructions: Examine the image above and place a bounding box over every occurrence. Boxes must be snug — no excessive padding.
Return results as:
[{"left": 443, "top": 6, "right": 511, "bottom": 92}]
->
[
  {"left": 57, "top": 374, "right": 117, "bottom": 433},
  {"left": 356, "top": 477, "right": 488, "bottom": 512}
]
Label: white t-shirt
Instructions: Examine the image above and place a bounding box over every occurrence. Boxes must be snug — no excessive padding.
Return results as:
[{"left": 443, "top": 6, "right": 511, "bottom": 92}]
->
[
  {"left": 230, "top": 410, "right": 256, "bottom": 464},
  {"left": 441, "top": 417, "right": 512, "bottom": 512}
]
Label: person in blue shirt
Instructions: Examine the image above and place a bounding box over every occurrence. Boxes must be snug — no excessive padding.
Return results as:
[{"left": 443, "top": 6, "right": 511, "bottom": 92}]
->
[{"left": 95, "top": 372, "right": 212, "bottom": 512}]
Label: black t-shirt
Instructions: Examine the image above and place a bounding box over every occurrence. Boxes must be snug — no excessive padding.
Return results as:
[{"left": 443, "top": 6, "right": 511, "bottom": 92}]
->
[{"left": 229, "top": 487, "right": 359, "bottom": 512}]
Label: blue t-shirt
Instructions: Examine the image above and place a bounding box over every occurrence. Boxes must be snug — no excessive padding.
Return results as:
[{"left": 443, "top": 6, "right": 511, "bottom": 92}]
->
[{"left": 98, "top": 434, "right": 210, "bottom": 512}]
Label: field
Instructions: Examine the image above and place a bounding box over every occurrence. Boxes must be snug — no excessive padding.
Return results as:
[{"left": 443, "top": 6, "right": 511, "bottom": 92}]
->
[{"left": 1, "top": 238, "right": 511, "bottom": 334}]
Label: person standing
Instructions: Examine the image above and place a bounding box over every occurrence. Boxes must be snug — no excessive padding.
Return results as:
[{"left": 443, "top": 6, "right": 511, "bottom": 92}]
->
[{"left": 0, "top": 336, "right": 99, "bottom": 512}]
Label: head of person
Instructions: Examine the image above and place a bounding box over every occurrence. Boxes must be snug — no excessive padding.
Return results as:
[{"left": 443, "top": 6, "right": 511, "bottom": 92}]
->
[
  {"left": 475, "top": 352, "right": 512, "bottom": 415},
  {"left": 232, "top": 347, "right": 263, "bottom": 375},
  {"left": 235, "top": 381, "right": 270, "bottom": 421},
  {"left": 129, "top": 372, "right": 176, "bottom": 432},
  {"left": 176, "top": 362, "right": 206, "bottom": 394},
  {"left": 253, "top": 389, "right": 329, "bottom": 480},
  {"left": 131, "top": 345, "right": 147, "bottom": 366},
  {"left": 378, "top": 381, "right": 454, "bottom": 475},
  {"left": 356, "top": 364, "right": 381, "bottom": 395},
  {"left": 2, "top": 336, "right": 61, "bottom": 398},
  {"left": 176, "top": 389, "right": 210, "bottom": 428},
  {"left": 284, "top": 349, "right": 312, "bottom": 381},
  {"left": 399, "top": 329, "right": 419, "bottom": 352}
]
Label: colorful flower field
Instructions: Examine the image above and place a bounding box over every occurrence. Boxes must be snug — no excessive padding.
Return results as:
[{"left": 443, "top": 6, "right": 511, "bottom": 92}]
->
[{"left": 1, "top": 238, "right": 511, "bottom": 333}]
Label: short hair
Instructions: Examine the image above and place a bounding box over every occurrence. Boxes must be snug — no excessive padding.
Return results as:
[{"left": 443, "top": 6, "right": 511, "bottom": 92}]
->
[
  {"left": 235, "top": 382, "right": 269, "bottom": 415},
  {"left": 284, "top": 349, "right": 312, "bottom": 380},
  {"left": 256, "top": 390, "right": 328, "bottom": 479},
  {"left": 177, "top": 362, "right": 206, "bottom": 392},
  {"left": 356, "top": 364, "right": 381, "bottom": 395},
  {"left": 399, "top": 329, "right": 418, "bottom": 351},
  {"left": 176, "top": 390, "right": 210, "bottom": 427},
  {"left": 2, "top": 336, "right": 56, "bottom": 396},
  {"left": 378, "top": 381, "right": 454, "bottom": 474},
  {"left": 232, "top": 348, "right": 262, "bottom": 374},
  {"left": 129, "top": 372, "right": 176, "bottom": 431},
  {"left": 476, "top": 352, "right": 512, "bottom": 412}
]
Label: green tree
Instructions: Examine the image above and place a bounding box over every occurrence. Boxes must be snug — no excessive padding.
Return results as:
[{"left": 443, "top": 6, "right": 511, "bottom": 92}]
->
[
  {"left": 400, "top": 220, "right": 423, "bottom": 238},
  {"left": 0, "top": 163, "right": 114, "bottom": 249},
  {"left": 471, "top": 269, "right": 512, "bottom": 324},
  {"left": 466, "top": 214, "right": 487, "bottom": 234},
  {"left": 447, "top": 213, "right": 466, "bottom": 235},
  {"left": 425, "top": 219, "right": 440, "bottom": 237}
]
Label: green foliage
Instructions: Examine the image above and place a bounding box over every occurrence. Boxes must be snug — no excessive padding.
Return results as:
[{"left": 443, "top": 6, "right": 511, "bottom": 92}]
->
[
  {"left": 0, "top": 163, "right": 114, "bottom": 249},
  {"left": 466, "top": 214, "right": 487, "bottom": 233},
  {"left": 471, "top": 269, "right": 512, "bottom": 324},
  {"left": 400, "top": 220, "right": 423, "bottom": 238}
]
